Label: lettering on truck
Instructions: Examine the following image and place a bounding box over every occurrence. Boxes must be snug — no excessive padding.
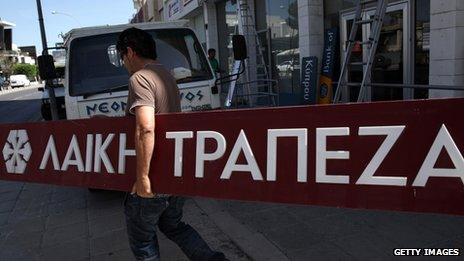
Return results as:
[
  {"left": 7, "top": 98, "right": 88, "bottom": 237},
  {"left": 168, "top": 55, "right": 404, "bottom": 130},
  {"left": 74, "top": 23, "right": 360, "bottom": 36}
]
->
[{"left": 86, "top": 101, "right": 127, "bottom": 116}]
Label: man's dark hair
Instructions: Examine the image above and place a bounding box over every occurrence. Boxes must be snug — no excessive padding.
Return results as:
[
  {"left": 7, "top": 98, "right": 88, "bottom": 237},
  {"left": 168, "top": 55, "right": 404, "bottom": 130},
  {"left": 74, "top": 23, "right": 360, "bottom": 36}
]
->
[
  {"left": 116, "top": 27, "right": 157, "bottom": 60},
  {"left": 208, "top": 48, "right": 216, "bottom": 55}
]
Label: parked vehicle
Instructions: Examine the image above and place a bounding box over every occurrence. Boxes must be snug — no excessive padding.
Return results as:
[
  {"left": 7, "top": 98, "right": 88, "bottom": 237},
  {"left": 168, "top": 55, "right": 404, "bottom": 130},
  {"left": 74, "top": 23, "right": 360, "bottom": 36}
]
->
[
  {"left": 39, "top": 20, "right": 221, "bottom": 121},
  {"left": 277, "top": 61, "right": 294, "bottom": 72},
  {"left": 10, "top": 74, "right": 31, "bottom": 88}
]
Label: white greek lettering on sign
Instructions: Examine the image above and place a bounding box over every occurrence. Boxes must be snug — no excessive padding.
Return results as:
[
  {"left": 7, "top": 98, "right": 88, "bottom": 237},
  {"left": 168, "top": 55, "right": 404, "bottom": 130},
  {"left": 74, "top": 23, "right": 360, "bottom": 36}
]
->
[
  {"left": 413, "top": 124, "right": 464, "bottom": 186},
  {"left": 356, "top": 126, "right": 407, "bottom": 186},
  {"left": 39, "top": 133, "right": 135, "bottom": 174},
  {"left": 166, "top": 124, "right": 464, "bottom": 187}
]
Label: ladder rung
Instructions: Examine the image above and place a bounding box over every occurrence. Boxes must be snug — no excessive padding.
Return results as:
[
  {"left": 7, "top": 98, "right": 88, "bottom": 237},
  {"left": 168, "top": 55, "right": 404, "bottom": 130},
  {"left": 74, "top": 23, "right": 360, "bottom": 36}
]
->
[
  {"left": 255, "top": 93, "right": 278, "bottom": 97},
  {"left": 255, "top": 84, "right": 273, "bottom": 88},
  {"left": 350, "top": 62, "right": 366, "bottom": 66},
  {"left": 348, "top": 40, "right": 372, "bottom": 45},
  {"left": 355, "top": 19, "right": 375, "bottom": 25},
  {"left": 360, "top": 0, "right": 378, "bottom": 6},
  {"left": 359, "top": 40, "right": 373, "bottom": 45},
  {"left": 346, "top": 82, "right": 362, "bottom": 87},
  {"left": 338, "top": 82, "right": 371, "bottom": 88}
]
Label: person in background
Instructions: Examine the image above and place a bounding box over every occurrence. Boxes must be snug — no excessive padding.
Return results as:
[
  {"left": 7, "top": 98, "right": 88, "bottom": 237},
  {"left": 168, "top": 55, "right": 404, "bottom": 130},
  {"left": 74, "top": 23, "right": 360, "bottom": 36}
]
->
[{"left": 208, "top": 48, "right": 220, "bottom": 74}]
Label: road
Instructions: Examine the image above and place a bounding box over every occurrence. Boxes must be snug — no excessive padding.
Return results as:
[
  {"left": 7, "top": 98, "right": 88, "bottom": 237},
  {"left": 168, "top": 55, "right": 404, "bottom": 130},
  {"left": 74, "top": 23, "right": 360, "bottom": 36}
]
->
[{"left": 0, "top": 86, "right": 43, "bottom": 123}]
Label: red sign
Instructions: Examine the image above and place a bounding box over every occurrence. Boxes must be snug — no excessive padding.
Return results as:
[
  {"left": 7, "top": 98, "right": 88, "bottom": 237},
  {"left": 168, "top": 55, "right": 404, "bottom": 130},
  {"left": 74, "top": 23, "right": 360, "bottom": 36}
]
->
[{"left": 1, "top": 98, "right": 464, "bottom": 215}]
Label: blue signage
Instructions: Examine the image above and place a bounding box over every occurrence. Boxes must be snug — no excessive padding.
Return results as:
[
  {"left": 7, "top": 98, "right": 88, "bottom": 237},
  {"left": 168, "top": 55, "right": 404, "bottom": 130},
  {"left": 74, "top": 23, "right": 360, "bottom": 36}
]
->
[
  {"left": 300, "top": 56, "right": 318, "bottom": 105},
  {"left": 321, "top": 28, "right": 338, "bottom": 78}
]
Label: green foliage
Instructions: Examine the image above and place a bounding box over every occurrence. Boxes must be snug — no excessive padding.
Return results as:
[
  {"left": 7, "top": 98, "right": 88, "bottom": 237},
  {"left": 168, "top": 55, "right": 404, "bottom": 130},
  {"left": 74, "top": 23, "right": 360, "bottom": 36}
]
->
[
  {"left": 12, "top": 63, "right": 37, "bottom": 79},
  {"left": 0, "top": 56, "right": 14, "bottom": 76}
]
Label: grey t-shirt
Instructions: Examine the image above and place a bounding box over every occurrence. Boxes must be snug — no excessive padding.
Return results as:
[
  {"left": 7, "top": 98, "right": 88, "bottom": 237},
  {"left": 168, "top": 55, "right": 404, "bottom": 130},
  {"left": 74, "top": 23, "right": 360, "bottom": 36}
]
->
[{"left": 125, "top": 62, "right": 181, "bottom": 116}]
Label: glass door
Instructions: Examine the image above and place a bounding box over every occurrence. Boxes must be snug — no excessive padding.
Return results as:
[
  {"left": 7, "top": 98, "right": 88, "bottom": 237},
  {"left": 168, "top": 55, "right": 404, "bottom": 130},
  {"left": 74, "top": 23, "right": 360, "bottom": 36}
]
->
[
  {"left": 367, "top": 2, "right": 408, "bottom": 101},
  {"left": 341, "top": 2, "right": 409, "bottom": 102}
]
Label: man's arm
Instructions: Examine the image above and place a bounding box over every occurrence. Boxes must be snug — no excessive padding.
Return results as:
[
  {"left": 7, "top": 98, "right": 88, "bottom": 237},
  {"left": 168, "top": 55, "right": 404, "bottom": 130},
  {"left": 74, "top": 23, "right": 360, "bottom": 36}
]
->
[{"left": 133, "top": 105, "right": 156, "bottom": 197}]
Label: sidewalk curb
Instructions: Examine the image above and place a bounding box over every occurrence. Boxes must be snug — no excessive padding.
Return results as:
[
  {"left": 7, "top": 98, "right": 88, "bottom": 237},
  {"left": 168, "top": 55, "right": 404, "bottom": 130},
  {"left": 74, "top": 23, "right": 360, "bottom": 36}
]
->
[
  {"left": 194, "top": 198, "right": 290, "bottom": 261},
  {"left": 0, "top": 84, "right": 41, "bottom": 96}
]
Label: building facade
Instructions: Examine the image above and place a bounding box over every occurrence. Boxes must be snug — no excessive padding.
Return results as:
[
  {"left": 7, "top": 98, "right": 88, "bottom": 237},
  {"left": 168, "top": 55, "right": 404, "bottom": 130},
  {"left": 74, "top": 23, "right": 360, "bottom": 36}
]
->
[
  {"left": 0, "top": 19, "right": 14, "bottom": 51},
  {"left": 0, "top": 20, "right": 36, "bottom": 80},
  {"left": 131, "top": 0, "right": 163, "bottom": 23},
  {"left": 131, "top": 0, "right": 464, "bottom": 105}
]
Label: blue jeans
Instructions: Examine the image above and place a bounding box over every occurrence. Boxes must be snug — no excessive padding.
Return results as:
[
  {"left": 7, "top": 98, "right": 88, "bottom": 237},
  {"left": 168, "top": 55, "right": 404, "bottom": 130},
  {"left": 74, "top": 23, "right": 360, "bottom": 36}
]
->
[{"left": 124, "top": 194, "right": 226, "bottom": 261}]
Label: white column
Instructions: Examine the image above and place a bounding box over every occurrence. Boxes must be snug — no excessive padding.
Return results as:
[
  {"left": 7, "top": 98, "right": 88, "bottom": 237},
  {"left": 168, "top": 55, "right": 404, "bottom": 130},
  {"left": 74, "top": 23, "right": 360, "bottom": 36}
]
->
[
  {"left": 429, "top": 0, "right": 464, "bottom": 98},
  {"left": 298, "top": 0, "right": 324, "bottom": 65},
  {"left": 204, "top": 0, "right": 219, "bottom": 56}
]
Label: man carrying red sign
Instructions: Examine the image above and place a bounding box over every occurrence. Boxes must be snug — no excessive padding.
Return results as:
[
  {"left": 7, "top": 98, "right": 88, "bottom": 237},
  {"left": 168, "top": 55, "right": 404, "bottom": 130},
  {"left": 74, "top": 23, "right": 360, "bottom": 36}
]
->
[{"left": 116, "top": 27, "right": 226, "bottom": 261}]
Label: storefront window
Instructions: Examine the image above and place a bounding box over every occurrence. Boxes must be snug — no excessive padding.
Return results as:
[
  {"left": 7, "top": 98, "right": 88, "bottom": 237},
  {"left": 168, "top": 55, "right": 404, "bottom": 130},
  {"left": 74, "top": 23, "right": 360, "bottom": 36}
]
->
[
  {"left": 264, "top": 0, "right": 299, "bottom": 104},
  {"left": 325, "top": 0, "right": 428, "bottom": 102},
  {"left": 414, "top": 0, "right": 430, "bottom": 98},
  {"left": 372, "top": 8, "right": 405, "bottom": 101},
  {"left": 217, "top": 0, "right": 299, "bottom": 105},
  {"left": 324, "top": 0, "right": 356, "bottom": 29}
]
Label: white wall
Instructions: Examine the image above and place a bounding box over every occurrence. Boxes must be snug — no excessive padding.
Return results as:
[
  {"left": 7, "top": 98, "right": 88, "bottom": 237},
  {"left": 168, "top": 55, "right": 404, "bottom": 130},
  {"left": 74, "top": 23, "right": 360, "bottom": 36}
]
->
[
  {"left": 298, "top": 0, "right": 324, "bottom": 62},
  {"left": 429, "top": 0, "right": 464, "bottom": 97}
]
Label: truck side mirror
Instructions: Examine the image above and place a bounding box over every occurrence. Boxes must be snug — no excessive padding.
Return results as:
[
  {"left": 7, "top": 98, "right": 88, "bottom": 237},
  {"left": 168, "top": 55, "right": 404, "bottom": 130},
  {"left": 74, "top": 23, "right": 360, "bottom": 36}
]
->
[
  {"left": 38, "top": 55, "right": 56, "bottom": 80},
  {"left": 232, "top": 35, "right": 247, "bottom": 61}
]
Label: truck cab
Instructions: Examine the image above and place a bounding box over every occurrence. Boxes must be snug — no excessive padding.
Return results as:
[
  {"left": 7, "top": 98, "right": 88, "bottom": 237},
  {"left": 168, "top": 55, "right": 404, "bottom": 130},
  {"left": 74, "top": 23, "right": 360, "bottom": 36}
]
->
[{"left": 42, "top": 21, "right": 220, "bottom": 120}]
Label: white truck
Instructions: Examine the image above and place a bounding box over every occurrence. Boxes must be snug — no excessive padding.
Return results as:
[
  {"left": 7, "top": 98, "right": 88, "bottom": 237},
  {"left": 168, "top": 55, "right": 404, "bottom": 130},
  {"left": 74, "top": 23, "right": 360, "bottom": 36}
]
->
[{"left": 40, "top": 20, "right": 222, "bottom": 120}]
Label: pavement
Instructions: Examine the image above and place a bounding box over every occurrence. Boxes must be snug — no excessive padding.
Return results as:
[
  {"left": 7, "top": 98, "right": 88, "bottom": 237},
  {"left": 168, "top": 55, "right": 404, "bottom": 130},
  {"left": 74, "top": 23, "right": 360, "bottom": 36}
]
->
[
  {"left": 0, "top": 88, "right": 463, "bottom": 260},
  {"left": 1, "top": 182, "right": 463, "bottom": 261},
  {"left": 217, "top": 200, "right": 464, "bottom": 260},
  {"left": 0, "top": 82, "right": 42, "bottom": 95},
  {"left": 0, "top": 183, "right": 250, "bottom": 261}
]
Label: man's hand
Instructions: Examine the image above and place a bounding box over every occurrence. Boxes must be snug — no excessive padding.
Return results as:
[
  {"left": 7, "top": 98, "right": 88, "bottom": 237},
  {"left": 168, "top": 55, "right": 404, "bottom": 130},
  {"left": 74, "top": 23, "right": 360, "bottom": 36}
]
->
[{"left": 132, "top": 176, "right": 155, "bottom": 198}]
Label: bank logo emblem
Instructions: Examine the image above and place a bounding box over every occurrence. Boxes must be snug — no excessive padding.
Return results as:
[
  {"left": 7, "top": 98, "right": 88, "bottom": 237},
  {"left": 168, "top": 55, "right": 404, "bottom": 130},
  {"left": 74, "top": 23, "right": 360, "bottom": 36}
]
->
[{"left": 2, "top": 130, "right": 32, "bottom": 174}]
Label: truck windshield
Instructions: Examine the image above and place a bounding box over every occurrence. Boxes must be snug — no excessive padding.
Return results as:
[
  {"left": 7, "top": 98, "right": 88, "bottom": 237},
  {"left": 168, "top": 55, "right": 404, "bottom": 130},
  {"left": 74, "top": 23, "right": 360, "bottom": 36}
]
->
[{"left": 69, "top": 28, "right": 213, "bottom": 97}]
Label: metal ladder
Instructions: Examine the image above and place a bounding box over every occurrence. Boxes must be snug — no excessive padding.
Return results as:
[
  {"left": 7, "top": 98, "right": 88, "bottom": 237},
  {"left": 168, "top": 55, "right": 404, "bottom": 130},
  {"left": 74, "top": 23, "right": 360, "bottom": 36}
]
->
[
  {"left": 235, "top": 0, "right": 276, "bottom": 107},
  {"left": 333, "top": 0, "right": 388, "bottom": 103}
]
